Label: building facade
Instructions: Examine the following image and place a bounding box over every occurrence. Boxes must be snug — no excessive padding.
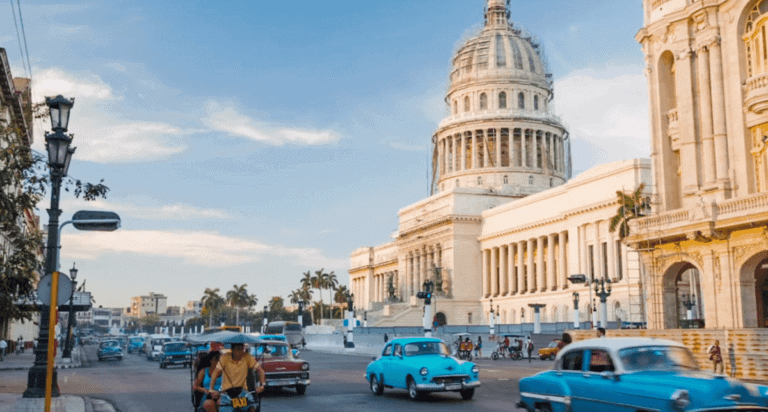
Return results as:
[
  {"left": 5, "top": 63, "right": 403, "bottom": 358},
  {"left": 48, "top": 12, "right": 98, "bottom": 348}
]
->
[
  {"left": 349, "top": 1, "right": 652, "bottom": 327},
  {"left": 130, "top": 292, "right": 168, "bottom": 318},
  {"left": 628, "top": 0, "right": 768, "bottom": 329}
]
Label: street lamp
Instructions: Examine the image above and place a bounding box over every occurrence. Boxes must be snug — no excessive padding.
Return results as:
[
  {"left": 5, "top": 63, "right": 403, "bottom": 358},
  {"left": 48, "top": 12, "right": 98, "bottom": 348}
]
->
[
  {"left": 345, "top": 293, "right": 355, "bottom": 348},
  {"left": 594, "top": 278, "right": 612, "bottom": 328},
  {"left": 24, "top": 95, "right": 75, "bottom": 399},
  {"left": 417, "top": 280, "right": 434, "bottom": 337},
  {"left": 489, "top": 298, "right": 495, "bottom": 335},
  {"left": 681, "top": 293, "right": 695, "bottom": 323},
  {"left": 63, "top": 263, "right": 78, "bottom": 358},
  {"left": 572, "top": 292, "right": 580, "bottom": 329},
  {"left": 262, "top": 305, "right": 269, "bottom": 333}
]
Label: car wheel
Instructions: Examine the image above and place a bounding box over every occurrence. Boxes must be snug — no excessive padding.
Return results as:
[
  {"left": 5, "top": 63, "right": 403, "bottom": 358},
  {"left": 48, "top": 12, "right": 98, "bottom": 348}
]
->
[
  {"left": 491, "top": 352, "right": 499, "bottom": 361},
  {"left": 407, "top": 378, "right": 421, "bottom": 401},
  {"left": 296, "top": 384, "right": 307, "bottom": 395},
  {"left": 160, "top": 362, "right": 165, "bottom": 369},
  {"left": 370, "top": 375, "right": 383, "bottom": 396},
  {"left": 97, "top": 357, "right": 103, "bottom": 361},
  {"left": 535, "top": 402, "right": 553, "bottom": 412},
  {"left": 460, "top": 388, "right": 475, "bottom": 400},
  {"left": 549, "top": 353, "right": 556, "bottom": 361}
]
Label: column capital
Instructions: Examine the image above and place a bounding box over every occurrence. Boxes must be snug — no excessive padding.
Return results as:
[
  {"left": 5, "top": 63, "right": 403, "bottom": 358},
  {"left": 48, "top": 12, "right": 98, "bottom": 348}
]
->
[{"left": 675, "top": 48, "right": 692, "bottom": 61}]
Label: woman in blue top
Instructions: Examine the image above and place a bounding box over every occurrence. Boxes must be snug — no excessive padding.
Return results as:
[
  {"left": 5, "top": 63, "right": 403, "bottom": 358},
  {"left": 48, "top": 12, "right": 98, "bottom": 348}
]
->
[{"left": 194, "top": 351, "right": 222, "bottom": 412}]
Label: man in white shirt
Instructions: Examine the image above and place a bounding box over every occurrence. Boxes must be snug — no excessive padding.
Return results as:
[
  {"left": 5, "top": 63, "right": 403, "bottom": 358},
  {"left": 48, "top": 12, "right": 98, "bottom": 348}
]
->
[{"left": 0, "top": 339, "right": 7, "bottom": 361}]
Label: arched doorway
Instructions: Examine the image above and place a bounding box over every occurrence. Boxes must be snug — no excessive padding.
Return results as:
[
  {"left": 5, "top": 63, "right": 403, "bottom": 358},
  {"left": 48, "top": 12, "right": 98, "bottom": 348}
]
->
[
  {"left": 662, "top": 262, "right": 704, "bottom": 329},
  {"left": 739, "top": 251, "right": 768, "bottom": 327},
  {"left": 758, "top": 263, "right": 768, "bottom": 328}
]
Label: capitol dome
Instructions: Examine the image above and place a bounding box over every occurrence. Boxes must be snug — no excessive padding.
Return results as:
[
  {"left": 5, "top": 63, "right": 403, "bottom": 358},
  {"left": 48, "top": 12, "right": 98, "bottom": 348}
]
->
[{"left": 433, "top": 0, "right": 570, "bottom": 197}]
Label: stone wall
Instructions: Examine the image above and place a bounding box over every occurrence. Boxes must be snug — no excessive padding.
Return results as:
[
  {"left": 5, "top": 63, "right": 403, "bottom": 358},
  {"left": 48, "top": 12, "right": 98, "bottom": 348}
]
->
[{"left": 567, "top": 329, "right": 768, "bottom": 382}]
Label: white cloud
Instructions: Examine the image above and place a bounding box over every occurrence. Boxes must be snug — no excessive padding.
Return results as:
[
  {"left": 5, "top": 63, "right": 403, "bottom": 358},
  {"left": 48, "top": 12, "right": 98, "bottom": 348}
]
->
[
  {"left": 105, "top": 62, "right": 127, "bottom": 72},
  {"left": 554, "top": 64, "right": 650, "bottom": 170},
  {"left": 33, "top": 67, "right": 116, "bottom": 101},
  {"left": 203, "top": 101, "right": 340, "bottom": 146},
  {"left": 60, "top": 199, "right": 230, "bottom": 220},
  {"left": 61, "top": 230, "right": 347, "bottom": 268}
]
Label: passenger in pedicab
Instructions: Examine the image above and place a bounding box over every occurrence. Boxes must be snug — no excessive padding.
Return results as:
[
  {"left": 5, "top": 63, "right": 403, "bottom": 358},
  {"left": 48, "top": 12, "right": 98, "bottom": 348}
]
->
[
  {"left": 194, "top": 348, "right": 222, "bottom": 412},
  {"left": 502, "top": 336, "right": 510, "bottom": 356}
]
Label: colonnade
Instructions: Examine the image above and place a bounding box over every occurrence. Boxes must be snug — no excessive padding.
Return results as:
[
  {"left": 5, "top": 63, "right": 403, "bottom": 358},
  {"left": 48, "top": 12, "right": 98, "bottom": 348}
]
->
[
  {"left": 438, "top": 127, "right": 564, "bottom": 176},
  {"left": 371, "top": 270, "right": 397, "bottom": 303},
  {"left": 404, "top": 244, "right": 442, "bottom": 298}
]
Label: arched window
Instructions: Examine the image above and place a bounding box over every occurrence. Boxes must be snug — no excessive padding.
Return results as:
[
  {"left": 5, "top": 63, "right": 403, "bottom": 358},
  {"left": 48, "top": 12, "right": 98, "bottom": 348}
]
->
[
  {"left": 518, "top": 92, "right": 525, "bottom": 109},
  {"left": 499, "top": 92, "right": 507, "bottom": 109},
  {"left": 744, "top": 0, "right": 768, "bottom": 78},
  {"left": 503, "top": 175, "right": 508, "bottom": 184},
  {"left": 464, "top": 96, "right": 470, "bottom": 112},
  {"left": 453, "top": 100, "right": 458, "bottom": 115},
  {"left": 528, "top": 175, "right": 533, "bottom": 185},
  {"left": 480, "top": 93, "right": 488, "bottom": 110},
  {"left": 534, "top": 95, "right": 539, "bottom": 111},
  {"left": 477, "top": 176, "right": 483, "bottom": 185}
]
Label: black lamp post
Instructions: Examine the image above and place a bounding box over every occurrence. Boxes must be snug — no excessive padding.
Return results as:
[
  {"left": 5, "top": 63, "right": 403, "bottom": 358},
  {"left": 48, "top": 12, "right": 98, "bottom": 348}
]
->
[
  {"left": 594, "top": 278, "right": 612, "bottom": 328},
  {"left": 262, "top": 305, "right": 269, "bottom": 333},
  {"left": 681, "top": 293, "right": 696, "bottom": 324},
  {"left": 24, "top": 95, "right": 75, "bottom": 399},
  {"left": 572, "top": 292, "right": 580, "bottom": 329},
  {"left": 63, "top": 263, "right": 78, "bottom": 358}
]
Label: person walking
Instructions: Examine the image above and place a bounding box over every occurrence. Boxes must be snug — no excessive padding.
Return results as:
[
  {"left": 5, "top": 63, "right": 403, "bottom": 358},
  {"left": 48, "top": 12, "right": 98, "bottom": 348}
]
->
[
  {"left": 17, "top": 337, "right": 23, "bottom": 355},
  {"left": 710, "top": 340, "right": 724, "bottom": 374},
  {"left": 525, "top": 336, "right": 534, "bottom": 363},
  {"left": 0, "top": 338, "right": 6, "bottom": 361},
  {"left": 383, "top": 333, "right": 388, "bottom": 343},
  {"left": 475, "top": 336, "right": 483, "bottom": 358}
]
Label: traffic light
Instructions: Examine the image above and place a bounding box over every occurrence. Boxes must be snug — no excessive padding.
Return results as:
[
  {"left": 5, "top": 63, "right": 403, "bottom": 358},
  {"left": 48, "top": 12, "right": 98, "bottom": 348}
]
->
[{"left": 416, "top": 292, "right": 432, "bottom": 303}]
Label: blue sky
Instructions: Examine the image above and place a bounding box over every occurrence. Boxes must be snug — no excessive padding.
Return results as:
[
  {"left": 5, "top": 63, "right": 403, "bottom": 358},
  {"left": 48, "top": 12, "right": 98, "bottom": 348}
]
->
[{"left": 1, "top": 0, "right": 648, "bottom": 311}]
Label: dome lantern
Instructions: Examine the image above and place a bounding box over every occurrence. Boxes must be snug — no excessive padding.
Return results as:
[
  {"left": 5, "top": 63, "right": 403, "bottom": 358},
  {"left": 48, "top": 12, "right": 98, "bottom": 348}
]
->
[{"left": 485, "top": 0, "right": 510, "bottom": 28}]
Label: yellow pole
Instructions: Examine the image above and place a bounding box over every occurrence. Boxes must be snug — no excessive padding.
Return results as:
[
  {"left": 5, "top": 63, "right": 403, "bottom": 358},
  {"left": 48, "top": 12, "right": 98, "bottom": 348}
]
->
[{"left": 45, "top": 271, "right": 60, "bottom": 412}]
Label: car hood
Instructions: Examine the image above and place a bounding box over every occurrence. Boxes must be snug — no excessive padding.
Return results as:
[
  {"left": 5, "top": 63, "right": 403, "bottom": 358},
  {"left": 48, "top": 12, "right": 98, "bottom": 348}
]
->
[
  {"left": 163, "top": 351, "right": 191, "bottom": 355},
  {"left": 619, "top": 371, "right": 768, "bottom": 408}
]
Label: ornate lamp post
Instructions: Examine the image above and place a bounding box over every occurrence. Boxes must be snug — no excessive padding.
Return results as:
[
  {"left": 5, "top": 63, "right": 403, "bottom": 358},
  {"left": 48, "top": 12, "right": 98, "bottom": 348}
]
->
[
  {"left": 681, "top": 293, "right": 695, "bottom": 322},
  {"left": 489, "top": 298, "right": 495, "bottom": 335},
  {"left": 345, "top": 293, "right": 355, "bottom": 348},
  {"left": 417, "top": 281, "right": 434, "bottom": 337},
  {"left": 594, "top": 278, "right": 612, "bottom": 328},
  {"left": 297, "top": 301, "right": 304, "bottom": 329},
  {"left": 262, "top": 305, "right": 268, "bottom": 333},
  {"left": 24, "top": 95, "right": 75, "bottom": 399},
  {"left": 62, "top": 263, "right": 78, "bottom": 358},
  {"left": 572, "top": 292, "right": 580, "bottom": 329}
]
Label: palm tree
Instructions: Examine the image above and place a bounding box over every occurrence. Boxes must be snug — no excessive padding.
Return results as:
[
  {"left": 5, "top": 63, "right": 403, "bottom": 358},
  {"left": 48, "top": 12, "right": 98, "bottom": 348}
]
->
[
  {"left": 226, "top": 284, "right": 248, "bottom": 327},
  {"left": 326, "top": 271, "right": 338, "bottom": 318},
  {"left": 298, "top": 286, "right": 314, "bottom": 325},
  {"left": 201, "top": 288, "right": 224, "bottom": 328},
  {"left": 269, "top": 296, "right": 284, "bottom": 313},
  {"left": 334, "top": 285, "right": 349, "bottom": 319},
  {"left": 609, "top": 183, "right": 649, "bottom": 239},
  {"left": 312, "top": 269, "right": 325, "bottom": 320}
]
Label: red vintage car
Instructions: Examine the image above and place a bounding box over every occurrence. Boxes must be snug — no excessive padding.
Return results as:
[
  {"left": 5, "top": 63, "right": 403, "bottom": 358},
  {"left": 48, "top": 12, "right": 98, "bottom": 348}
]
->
[{"left": 250, "top": 339, "right": 310, "bottom": 395}]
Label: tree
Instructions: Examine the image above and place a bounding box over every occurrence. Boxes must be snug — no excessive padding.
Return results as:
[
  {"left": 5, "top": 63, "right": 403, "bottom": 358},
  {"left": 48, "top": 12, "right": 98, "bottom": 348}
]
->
[
  {"left": 269, "top": 296, "right": 284, "bottom": 313},
  {"left": 334, "top": 285, "right": 349, "bottom": 319},
  {"left": 609, "top": 183, "right": 648, "bottom": 239},
  {"left": 0, "top": 99, "right": 109, "bottom": 330},
  {"left": 140, "top": 314, "right": 161, "bottom": 333},
  {"left": 312, "top": 269, "right": 325, "bottom": 320},
  {"left": 226, "top": 284, "right": 248, "bottom": 326},
  {"left": 326, "top": 271, "right": 338, "bottom": 318},
  {"left": 201, "top": 288, "right": 224, "bottom": 327}
]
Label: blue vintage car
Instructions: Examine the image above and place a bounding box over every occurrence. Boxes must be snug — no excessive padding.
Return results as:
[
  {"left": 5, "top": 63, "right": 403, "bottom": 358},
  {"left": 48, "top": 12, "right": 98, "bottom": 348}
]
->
[
  {"left": 159, "top": 341, "right": 192, "bottom": 369},
  {"left": 365, "top": 337, "right": 480, "bottom": 401},
  {"left": 97, "top": 340, "right": 123, "bottom": 361},
  {"left": 517, "top": 337, "right": 768, "bottom": 412},
  {"left": 127, "top": 336, "right": 144, "bottom": 354}
]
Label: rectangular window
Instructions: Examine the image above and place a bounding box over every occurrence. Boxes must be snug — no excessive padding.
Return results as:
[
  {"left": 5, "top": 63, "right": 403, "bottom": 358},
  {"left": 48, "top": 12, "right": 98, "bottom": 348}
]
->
[
  {"left": 615, "top": 240, "right": 623, "bottom": 281},
  {"left": 589, "top": 245, "right": 595, "bottom": 282},
  {"left": 602, "top": 242, "right": 608, "bottom": 280}
]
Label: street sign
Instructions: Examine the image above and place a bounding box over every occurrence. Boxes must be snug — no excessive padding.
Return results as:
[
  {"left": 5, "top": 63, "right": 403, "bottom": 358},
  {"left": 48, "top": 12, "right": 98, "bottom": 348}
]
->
[
  {"left": 36, "top": 272, "right": 73, "bottom": 306},
  {"left": 71, "top": 210, "right": 121, "bottom": 231}
]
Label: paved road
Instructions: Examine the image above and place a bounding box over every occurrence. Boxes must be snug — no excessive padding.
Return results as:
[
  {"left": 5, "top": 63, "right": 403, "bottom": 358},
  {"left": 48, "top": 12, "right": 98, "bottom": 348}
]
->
[{"left": 0, "top": 345, "right": 553, "bottom": 411}]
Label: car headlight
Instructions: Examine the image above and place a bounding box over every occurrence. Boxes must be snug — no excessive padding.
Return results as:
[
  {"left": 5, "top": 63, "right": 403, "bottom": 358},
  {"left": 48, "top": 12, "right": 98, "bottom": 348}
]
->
[
  {"left": 301, "top": 362, "right": 309, "bottom": 371},
  {"left": 420, "top": 367, "right": 428, "bottom": 376},
  {"left": 671, "top": 389, "right": 690, "bottom": 410},
  {"left": 472, "top": 365, "right": 479, "bottom": 374}
]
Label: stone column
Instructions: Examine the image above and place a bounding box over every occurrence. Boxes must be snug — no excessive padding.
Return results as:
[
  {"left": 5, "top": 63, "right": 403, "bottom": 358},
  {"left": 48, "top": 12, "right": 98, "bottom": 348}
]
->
[
  {"left": 491, "top": 247, "right": 498, "bottom": 296},
  {"left": 522, "top": 130, "right": 528, "bottom": 168},
  {"left": 509, "top": 243, "right": 517, "bottom": 294},
  {"left": 495, "top": 129, "right": 501, "bottom": 168},
  {"left": 580, "top": 224, "right": 589, "bottom": 277},
  {"left": 547, "top": 233, "right": 556, "bottom": 291},
  {"left": 549, "top": 135, "right": 555, "bottom": 171},
  {"left": 674, "top": 48, "right": 701, "bottom": 194},
  {"left": 607, "top": 229, "right": 615, "bottom": 281},
  {"left": 421, "top": 248, "right": 428, "bottom": 289},
  {"left": 537, "top": 236, "right": 545, "bottom": 292},
  {"left": 697, "top": 45, "right": 716, "bottom": 185},
  {"left": 558, "top": 231, "right": 568, "bottom": 289},
  {"left": 472, "top": 132, "right": 479, "bottom": 169},
  {"left": 517, "top": 241, "right": 526, "bottom": 294},
  {"left": 460, "top": 134, "right": 466, "bottom": 171},
  {"left": 500, "top": 245, "right": 509, "bottom": 295},
  {"left": 709, "top": 38, "right": 729, "bottom": 182},
  {"left": 527, "top": 238, "right": 535, "bottom": 293}
]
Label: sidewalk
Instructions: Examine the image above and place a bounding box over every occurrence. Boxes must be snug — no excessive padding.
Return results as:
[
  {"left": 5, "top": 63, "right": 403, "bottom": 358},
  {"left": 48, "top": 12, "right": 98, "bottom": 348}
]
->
[
  {"left": 0, "top": 345, "right": 84, "bottom": 371},
  {"left": 0, "top": 393, "right": 115, "bottom": 412}
]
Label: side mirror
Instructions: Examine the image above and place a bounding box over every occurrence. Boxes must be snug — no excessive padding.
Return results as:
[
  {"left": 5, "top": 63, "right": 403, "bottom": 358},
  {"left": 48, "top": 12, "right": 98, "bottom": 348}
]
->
[{"left": 292, "top": 349, "right": 300, "bottom": 357}]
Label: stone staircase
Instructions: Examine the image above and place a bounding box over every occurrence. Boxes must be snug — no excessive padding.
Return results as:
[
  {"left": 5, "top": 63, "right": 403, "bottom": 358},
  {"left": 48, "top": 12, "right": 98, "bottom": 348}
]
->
[{"left": 374, "top": 303, "right": 424, "bottom": 327}]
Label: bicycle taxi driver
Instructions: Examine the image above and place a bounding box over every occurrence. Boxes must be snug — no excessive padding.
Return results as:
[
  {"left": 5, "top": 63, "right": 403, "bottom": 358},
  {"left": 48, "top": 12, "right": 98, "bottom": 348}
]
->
[{"left": 208, "top": 343, "right": 266, "bottom": 408}]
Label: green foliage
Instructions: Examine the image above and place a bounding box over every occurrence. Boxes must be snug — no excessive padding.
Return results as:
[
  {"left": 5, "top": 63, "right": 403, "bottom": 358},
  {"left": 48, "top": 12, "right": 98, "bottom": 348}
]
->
[{"left": 609, "top": 183, "right": 648, "bottom": 239}]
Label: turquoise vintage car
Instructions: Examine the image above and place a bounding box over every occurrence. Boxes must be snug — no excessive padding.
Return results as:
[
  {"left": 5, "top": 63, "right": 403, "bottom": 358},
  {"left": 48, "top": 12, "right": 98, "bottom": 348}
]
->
[
  {"left": 365, "top": 337, "right": 480, "bottom": 401},
  {"left": 97, "top": 340, "right": 123, "bottom": 361},
  {"left": 127, "top": 336, "right": 144, "bottom": 354},
  {"left": 517, "top": 337, "right": 768, "bottom": 412}
]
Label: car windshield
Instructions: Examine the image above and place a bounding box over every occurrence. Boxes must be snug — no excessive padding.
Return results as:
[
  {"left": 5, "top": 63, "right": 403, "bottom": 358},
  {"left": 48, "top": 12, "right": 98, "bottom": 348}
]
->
[
  {"left": 130, "top": 338, "right": 143, "bottom": 343},
  {"left": 548, "top": 342, "right": 558, "bottom": 348},
  {"left": 257, "top": 343, "right": 292, "bottom": 359},
  {"left": 165, "top": 343, "right": 187, "bottom": 352},
  {"left": 404, "top": 341, "right": 450, "bottom": 356},
  {"left": 100, "top": 341, "right": 118, "bottom": 348},
  {"left": 619, "top": 346, "right": 699, "bottom": 372}
]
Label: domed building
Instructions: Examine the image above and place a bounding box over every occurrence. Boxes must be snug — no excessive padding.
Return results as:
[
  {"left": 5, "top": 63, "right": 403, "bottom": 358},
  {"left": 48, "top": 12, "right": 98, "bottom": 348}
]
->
[{"left": 350, "top": 0, "right": 650, "bottom": 328}]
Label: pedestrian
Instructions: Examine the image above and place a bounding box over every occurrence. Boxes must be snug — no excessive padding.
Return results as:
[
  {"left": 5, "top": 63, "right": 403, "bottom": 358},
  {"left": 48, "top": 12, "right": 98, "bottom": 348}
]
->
[
  {"left": 525, "top": 336, "right": 534, "bottom": 363},
  {"left": 383, "top": 333, "right": 388, "bottom": 343},
  {"left": 596, "top": 327, "right": 606, "bottom": 338},
  {"left": 17, "top": 337, "right": 23, "bottom": 354},
  {"left": 0, "top": 338, "right": 6, "bottom": 361},
  {"left": 33, "top": 338, "right": 38, "bottom": 349},
  {"left": 343, "top": 335, "right": 348, "bottom": 348},
  {"left": 301, "top": 337, "right": 306, "bottom": 349},
  {"left": 475, "top": 336, "right": 483, "bottom": 358},
  {"left": 556, "top": 332, "right": 572, "bottom": 351},
  {"left": 709, "top": 340, "right": 724, "bottom": 374}
]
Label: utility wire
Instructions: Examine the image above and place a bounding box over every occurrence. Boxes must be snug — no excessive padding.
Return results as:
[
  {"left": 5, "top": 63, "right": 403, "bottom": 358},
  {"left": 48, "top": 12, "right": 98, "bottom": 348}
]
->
[
  {"left": 16, "top": 0, "right": 34, "bottom": 78},
  {"left": 9, "top": 0, "right": 28, "bottom": 78}
]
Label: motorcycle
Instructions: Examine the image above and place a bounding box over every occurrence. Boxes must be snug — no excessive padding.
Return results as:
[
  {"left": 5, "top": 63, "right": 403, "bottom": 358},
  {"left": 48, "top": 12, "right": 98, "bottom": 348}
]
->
[{"left": 217, "top": 389, "right": 260, "bottom": 412}]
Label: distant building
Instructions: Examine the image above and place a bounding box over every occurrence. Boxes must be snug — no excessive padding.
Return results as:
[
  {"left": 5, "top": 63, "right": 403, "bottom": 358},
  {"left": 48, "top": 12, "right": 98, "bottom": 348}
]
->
[
  {"left": 131, "top": 292, "right": 168, "bottom": 317},
  {"left": 166, "top": 306, "right": 181, "bottom": 316},
  {"left": 185, "top": 301, "right": 202, "bottom": 315}
]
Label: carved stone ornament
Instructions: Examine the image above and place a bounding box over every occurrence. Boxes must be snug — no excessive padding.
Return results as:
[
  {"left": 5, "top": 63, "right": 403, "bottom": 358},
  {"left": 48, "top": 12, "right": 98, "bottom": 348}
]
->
[
  {"left": 714, "top": 255, "right": 722, "bottom": 288},
  {"left": 732, "top": 243, "right": 764, "bottom": 269},
  {"left": 692, "top": 11, "right": 709, "bottom": 32}
]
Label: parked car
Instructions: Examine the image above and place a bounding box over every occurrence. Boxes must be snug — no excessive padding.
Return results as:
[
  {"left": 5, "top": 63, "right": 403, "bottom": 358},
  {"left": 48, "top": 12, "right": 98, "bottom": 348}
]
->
[
  {"left": 127, "top": 337, "right": 144, "bottom": 354},
  {"left": 159, "top": 341, "right": 192, "bottom": 369},
  {"left": 144, "top": 334, "right": 173, "bottom": 361},
  {"left": 517, "top": 337, "right": 768, "bottom": 412},
  {"left": 251, "top": 340, "right": 310, "bottom": 394},
  {"left": 97, "top": 340, "right": 123, "bottom": 362},
  {"left": 538, "top": 340, "right": 561, "bottom": 360},
  {"left": 264, "top": 321, "right": 303, "bottom": 348},
  {"left": 365, "top": 337, "right": 480, "bottom": 401}
]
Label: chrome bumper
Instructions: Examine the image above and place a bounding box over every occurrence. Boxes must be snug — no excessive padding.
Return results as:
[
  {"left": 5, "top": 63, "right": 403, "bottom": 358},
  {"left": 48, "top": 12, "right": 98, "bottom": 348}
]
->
[
  {"left": 415, "top": 380, "right": 480, "bottom": 391},
  {"left": 265, "top": 378, "right": 310, "bottom": 387}
]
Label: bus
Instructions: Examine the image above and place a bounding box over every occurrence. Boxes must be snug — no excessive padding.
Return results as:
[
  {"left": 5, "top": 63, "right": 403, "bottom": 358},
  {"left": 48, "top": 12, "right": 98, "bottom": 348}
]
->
[
  {"left": 203, "top": 326, "right": 242, "bottom": 334},
  {"left": 264, "top": 321, "right": 303, "bottom": 348}
]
